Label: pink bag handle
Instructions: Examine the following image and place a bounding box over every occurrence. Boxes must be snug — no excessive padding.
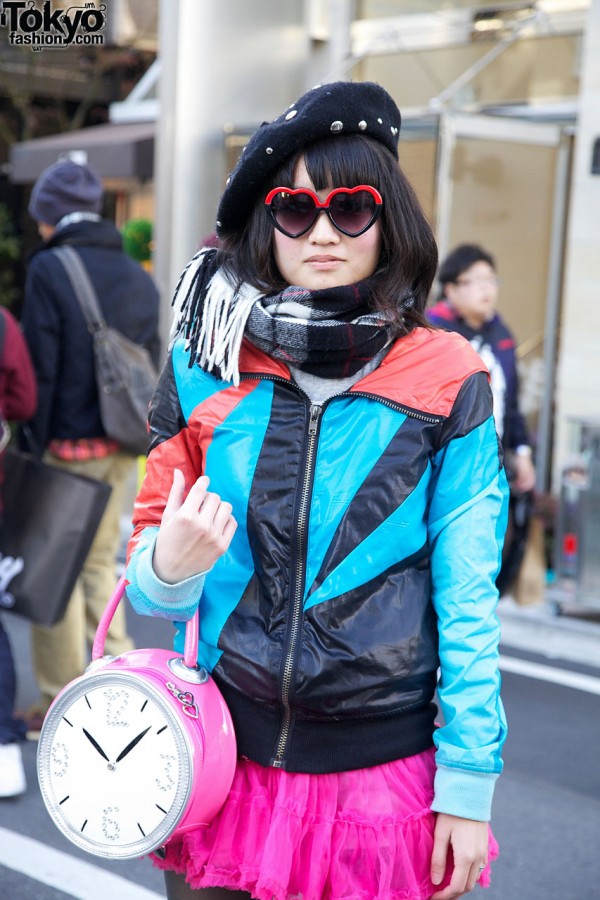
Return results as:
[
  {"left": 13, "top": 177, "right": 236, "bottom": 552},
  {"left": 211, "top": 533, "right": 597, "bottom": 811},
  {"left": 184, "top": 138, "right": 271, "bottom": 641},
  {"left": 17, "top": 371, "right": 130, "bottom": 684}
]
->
[{"left": 92, "top": 574, "right": 200, "bottom": 669}]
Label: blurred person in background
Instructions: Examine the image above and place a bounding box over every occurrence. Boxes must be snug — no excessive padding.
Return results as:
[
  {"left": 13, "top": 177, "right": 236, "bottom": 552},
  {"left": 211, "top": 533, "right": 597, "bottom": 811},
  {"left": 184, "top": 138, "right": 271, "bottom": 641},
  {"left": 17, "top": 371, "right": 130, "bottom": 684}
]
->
[
  {"left": 428, "top": 243, "right": 536, "bottom": 596},
  {"left": 19, "top": 157, "right": 161, "bottom": 735},
  {"left": 0, "top": 305, "right": 37, "bottom": 796}
]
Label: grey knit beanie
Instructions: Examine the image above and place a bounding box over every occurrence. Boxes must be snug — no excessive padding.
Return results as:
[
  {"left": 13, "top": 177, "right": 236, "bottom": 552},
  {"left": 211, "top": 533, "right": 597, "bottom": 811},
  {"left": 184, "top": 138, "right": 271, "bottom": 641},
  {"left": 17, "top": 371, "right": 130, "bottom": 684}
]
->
[{"left": 28, "top": 159, "right": 104, "bottom": 226}]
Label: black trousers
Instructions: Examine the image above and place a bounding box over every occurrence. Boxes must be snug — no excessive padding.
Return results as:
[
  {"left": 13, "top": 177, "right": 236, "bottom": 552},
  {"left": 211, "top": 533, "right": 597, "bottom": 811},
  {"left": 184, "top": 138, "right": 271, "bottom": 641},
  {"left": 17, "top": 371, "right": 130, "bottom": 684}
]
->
[
  {"left": 164, "top": 871, "right": 251, "bottom": 899},
  {"left": 0, "top": 614, "right": 27, "bottom": 743}
]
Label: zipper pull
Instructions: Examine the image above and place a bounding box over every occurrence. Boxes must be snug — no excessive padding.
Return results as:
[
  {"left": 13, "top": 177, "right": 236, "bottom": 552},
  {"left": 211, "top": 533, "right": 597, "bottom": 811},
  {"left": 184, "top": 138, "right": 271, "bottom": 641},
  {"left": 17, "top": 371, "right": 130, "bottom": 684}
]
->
[{"left": 308, "top": 404, "right": 322, "bottom": 436}]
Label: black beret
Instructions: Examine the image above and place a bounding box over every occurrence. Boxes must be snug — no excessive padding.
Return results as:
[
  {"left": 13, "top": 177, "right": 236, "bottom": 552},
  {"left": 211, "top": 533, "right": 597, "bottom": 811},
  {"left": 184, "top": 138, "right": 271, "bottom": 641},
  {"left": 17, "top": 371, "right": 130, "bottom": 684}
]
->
[{"left": 216, "top": 80, "right": 401, "bottom": 237}]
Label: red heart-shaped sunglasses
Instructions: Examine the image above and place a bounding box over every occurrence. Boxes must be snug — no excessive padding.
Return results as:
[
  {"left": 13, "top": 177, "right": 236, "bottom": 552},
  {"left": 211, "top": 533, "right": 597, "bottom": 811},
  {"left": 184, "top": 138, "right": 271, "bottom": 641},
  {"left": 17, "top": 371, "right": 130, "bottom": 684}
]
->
[{"left": 265, "top": 185, "right": 383, "bottom": 238}]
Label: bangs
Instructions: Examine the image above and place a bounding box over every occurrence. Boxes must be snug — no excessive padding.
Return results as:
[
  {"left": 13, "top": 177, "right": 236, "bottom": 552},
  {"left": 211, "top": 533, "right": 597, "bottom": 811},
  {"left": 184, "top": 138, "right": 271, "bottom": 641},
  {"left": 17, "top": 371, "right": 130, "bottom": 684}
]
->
[{"left": 273, "top": 136, "right": 385, "bottom": 191}]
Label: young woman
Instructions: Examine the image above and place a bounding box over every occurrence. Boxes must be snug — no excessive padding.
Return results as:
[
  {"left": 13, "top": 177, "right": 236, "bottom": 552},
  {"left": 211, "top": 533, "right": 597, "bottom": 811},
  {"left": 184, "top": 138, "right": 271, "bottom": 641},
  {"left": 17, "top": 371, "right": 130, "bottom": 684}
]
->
[{"left": 125, "top": 81, "right": 508, "bottom": 900}]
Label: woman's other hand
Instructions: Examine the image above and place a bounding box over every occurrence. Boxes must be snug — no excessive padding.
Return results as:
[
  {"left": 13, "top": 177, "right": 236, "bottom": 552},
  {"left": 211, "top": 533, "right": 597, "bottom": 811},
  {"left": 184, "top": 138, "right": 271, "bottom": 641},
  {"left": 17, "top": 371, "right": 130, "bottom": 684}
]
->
[
  {"left": 430, "top": 813, "right": 489, "bottom": 899},
  {"left": 153, "top": 469, "right": 237, "bottom": 584}
]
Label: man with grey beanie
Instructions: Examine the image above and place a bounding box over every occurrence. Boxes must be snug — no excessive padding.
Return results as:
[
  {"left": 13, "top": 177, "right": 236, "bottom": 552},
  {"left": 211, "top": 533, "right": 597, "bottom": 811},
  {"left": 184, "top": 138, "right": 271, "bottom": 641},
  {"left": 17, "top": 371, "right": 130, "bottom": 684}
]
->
[
  {"left": 20, "top": 157, "right": 161, "bottom": 734},
  {"left": 28, "top": 157, "right": 105, "bottom": 231}
]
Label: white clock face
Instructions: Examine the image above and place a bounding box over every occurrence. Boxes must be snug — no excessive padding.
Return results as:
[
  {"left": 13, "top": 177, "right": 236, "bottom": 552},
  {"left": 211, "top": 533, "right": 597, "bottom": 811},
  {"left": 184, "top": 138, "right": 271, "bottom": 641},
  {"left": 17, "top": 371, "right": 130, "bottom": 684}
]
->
[{"left": 37, "top": 673, "right": 192, "bottom": 858}]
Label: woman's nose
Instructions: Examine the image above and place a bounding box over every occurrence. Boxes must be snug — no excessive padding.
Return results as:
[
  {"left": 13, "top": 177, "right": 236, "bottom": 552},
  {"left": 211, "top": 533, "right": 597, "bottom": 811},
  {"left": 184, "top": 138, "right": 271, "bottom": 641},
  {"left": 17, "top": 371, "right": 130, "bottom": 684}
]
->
[{"left": 308, "top": 210, "right": 340, "bottom": 242}]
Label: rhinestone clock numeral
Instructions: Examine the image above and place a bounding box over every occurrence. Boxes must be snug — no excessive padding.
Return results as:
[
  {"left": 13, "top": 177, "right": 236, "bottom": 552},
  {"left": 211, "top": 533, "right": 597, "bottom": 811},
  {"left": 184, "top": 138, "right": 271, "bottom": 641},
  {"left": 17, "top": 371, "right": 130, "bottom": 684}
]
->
[
  {"left": 155, "top": 753, "right": 176, "bottom": 792},
  {"left": 103, "top": 688, "right": 129, "bottom": 727},
  {"left": 51, "top": 741, "right": 69, "bottom": 777},
  {"left": 102, "top": 806, "right": 121, "bottom": 840}
]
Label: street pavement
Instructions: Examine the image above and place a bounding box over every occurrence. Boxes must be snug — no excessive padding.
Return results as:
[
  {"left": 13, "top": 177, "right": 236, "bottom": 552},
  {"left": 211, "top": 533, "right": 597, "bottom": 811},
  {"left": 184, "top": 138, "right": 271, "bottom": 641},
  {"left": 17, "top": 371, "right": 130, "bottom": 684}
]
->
[{"left": 1, "top": 572, "right": 599, "bottom": 899}]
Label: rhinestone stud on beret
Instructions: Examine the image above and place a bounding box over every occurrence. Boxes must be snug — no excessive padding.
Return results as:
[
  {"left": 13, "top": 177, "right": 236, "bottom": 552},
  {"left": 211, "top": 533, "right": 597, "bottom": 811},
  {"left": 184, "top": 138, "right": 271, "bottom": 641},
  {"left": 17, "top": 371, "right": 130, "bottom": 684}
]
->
[{"left": 330, "top": 120, "right": 343, "bottom": 133}]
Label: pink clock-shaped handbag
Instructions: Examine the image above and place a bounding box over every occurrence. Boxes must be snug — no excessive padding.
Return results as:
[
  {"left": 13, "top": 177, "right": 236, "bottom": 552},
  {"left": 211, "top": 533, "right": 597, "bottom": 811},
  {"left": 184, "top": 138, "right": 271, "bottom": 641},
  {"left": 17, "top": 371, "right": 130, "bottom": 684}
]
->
[{"left": 37, "top": 576, "right": 237, "bottom": 860}]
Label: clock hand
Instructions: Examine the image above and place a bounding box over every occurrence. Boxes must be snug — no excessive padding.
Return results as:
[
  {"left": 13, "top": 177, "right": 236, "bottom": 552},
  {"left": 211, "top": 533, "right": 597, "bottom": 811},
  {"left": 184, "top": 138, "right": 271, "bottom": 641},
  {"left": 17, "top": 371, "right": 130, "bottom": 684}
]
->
[
  {"left": 82, "top": 728, "right": 110, "bottom": 762},
  {"left": 115, "top": 726, "right": 152, "bottom": 763}
]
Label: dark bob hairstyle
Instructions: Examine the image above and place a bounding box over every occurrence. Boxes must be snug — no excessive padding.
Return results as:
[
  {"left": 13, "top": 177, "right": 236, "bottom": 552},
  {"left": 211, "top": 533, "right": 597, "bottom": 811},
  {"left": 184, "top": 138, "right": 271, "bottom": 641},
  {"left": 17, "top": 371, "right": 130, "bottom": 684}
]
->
[{"left": 216, "top": 135, "right": 438, "bottom": 335}]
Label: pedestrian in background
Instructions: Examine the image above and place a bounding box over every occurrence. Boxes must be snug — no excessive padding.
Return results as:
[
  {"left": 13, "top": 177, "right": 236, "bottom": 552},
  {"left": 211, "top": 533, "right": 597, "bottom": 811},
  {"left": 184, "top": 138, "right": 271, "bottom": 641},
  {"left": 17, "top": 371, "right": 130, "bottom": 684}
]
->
[
  {"left": 126, "top": 81, "right": 508, "bottom": 900},
  {"left": 0, "top": 305, "right": 37, "bottom": 796},
  {"left": 428, "top": 244, "right": 536, "bottom": 596},
  {"left": 20, "top": 157, "right": 161, "bottom": 734}
]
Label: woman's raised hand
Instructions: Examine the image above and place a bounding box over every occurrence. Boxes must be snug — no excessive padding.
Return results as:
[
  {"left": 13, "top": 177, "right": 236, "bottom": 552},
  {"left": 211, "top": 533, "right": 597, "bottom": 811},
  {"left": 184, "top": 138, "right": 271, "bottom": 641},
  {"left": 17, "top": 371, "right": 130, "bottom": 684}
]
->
[{"left": 153, "top": 469, "right": 237, "bottom": 584}]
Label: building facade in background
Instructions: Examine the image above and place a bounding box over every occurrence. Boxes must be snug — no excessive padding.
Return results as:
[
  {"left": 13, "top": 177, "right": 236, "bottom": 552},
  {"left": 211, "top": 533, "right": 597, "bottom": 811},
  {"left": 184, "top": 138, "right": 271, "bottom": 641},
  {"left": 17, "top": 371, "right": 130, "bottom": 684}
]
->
[{"left": 3, "top": 0, "right": 600, "bottom": 497}]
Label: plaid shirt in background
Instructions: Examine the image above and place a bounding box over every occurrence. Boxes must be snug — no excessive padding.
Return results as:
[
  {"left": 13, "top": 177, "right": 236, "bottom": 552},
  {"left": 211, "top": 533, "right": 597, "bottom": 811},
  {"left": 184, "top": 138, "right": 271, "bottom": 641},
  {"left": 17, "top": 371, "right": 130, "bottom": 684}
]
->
[{"left": 48, "top": 437, "right": 120, "bottom": 461}]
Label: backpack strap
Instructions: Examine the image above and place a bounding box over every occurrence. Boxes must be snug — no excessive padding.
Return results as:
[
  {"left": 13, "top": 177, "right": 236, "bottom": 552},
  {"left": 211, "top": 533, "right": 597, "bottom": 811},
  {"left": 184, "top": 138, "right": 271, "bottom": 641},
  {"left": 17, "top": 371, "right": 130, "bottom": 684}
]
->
[{"left": 51, "top": 246, "right": 106, "bottom": 334}]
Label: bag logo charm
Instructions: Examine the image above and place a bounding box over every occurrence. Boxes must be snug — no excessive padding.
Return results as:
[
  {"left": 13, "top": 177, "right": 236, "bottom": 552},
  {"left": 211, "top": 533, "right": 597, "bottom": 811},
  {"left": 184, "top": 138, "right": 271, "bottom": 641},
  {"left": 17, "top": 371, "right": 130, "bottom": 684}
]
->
[{"left": 166, "top": 681, "right": 200, "bottom": 719}]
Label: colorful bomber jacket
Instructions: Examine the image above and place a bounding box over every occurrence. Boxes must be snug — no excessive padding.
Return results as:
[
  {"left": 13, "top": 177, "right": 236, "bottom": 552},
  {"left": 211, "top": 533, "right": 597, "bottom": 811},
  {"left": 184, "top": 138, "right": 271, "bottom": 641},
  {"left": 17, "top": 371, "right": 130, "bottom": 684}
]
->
[{"left": 126, "top": 324, "right": 509, "bottom": 821}]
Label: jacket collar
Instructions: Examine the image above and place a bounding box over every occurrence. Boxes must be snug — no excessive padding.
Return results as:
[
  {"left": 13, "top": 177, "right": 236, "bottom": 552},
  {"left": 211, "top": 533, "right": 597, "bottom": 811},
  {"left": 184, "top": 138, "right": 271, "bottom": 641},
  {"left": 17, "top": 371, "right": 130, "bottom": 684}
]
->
[
  {"left": 29, "top": 218, "right": 123, "bottom": 261},
  {"left": 239, "top": 327, "right": 488, "bottom": 419}
]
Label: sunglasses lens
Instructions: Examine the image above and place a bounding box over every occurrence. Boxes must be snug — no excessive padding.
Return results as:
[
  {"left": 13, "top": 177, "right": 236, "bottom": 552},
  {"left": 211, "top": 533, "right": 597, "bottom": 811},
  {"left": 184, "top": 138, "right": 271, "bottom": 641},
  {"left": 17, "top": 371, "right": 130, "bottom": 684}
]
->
[
  {"left": 270, "top": 192, "right": 317, "bottom": 237},
  {"left": 329, "top": 190, "right": 377, "bottom": 236}
]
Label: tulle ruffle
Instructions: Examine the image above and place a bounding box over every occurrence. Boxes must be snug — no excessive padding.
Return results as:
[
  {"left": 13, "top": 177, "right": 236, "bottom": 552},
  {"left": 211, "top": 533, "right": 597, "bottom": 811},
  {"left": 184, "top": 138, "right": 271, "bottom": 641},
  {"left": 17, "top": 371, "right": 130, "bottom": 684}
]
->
[{"left": 155, "top": 748, "right": 498, "bottom": 900}]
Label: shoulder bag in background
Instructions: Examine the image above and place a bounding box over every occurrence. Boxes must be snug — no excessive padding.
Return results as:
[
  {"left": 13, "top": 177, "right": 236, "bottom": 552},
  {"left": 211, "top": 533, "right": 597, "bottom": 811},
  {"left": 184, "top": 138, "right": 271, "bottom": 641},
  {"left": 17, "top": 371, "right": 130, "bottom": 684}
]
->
[
  {"left": 52, "top": 245, "right": 158, "bottom": 457},
  {"left": 0, "top": 432, "right": 112, "bottom": 626}
]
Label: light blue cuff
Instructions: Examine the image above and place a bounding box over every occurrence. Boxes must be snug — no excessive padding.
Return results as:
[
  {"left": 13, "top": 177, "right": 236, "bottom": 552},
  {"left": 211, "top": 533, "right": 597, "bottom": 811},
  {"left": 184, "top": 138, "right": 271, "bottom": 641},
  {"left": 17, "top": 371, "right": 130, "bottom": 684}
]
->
[
  {"left": 126, "top": 530, "right": 209, "bottom": 621},
  {"left": 431, "top": 765, "right": 498, "bottom": 822}
]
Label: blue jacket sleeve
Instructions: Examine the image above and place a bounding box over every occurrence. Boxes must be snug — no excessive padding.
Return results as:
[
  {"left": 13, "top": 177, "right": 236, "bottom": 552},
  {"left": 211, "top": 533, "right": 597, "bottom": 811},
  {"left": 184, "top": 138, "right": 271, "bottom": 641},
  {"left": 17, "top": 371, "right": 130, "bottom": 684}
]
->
[
  {"left": 427, "top": 373, "right": 509, "bottom": 821},
  {"left": 125, "top": 527, "right": 208, "bottom": 621}
]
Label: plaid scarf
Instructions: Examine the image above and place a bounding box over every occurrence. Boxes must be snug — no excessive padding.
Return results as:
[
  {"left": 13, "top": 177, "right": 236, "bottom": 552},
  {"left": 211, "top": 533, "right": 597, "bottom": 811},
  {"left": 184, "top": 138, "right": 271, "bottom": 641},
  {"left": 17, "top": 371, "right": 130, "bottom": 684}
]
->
[
  {"left": 172, "top": 248, "right": 392, "bottom": 384},
  {"left": 245, "top": 283, "right": 390, "bottom": 378}
]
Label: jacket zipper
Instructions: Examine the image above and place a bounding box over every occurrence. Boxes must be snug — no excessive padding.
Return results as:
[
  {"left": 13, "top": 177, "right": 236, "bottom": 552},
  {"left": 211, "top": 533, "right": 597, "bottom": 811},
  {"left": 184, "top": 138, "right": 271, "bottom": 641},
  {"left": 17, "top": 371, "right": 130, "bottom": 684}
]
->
[
  {"left": 240, "top": 373, "right": 441, "bottom": 767},
  {"left": 240, "top": 375, "right": 444, "bottom": 425},
  {"left": 349, "top": 391, "right": 444, "bottom": 424},
  {"left": 272, "top": 402, "right": 322, "bottom": 768}
]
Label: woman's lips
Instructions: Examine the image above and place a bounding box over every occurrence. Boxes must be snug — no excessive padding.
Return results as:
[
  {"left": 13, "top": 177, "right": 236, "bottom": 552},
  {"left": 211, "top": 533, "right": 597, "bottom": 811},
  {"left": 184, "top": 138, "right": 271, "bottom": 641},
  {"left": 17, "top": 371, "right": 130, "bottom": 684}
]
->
[{"left": 306, "top": 255, "right": 343, "bottom": 269}]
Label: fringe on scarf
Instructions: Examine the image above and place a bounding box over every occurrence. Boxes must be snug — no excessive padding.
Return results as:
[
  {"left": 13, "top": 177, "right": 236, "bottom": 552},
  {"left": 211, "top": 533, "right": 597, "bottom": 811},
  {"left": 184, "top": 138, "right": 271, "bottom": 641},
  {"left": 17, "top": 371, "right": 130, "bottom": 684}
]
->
[
  {"left": 170, "top": 247, "right": 262, "bottom": 385},
  {"left": 170, "top": 248, "right": 416, "bottom": 386}
]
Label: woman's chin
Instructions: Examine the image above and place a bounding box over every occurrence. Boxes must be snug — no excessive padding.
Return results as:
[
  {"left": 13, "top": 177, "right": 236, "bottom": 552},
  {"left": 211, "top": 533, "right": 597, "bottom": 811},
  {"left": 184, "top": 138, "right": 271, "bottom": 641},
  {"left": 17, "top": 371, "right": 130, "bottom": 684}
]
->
[{"left": 296, "top": 270, "right": 355, "bottom": 292}]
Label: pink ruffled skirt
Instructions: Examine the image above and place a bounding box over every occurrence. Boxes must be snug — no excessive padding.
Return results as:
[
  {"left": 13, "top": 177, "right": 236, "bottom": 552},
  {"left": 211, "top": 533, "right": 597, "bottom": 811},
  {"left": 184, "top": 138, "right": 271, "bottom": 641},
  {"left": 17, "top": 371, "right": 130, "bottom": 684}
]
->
[{"left": 154, "top": 747, "right": 498, "bottom": 900}]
